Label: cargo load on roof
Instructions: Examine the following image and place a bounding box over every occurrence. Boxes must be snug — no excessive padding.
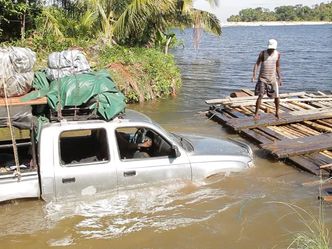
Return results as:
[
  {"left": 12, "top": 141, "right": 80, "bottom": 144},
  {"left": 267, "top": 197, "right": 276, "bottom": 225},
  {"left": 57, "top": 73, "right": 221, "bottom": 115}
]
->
[
  {"left": 0, "top": 47, "right": 36, "bottom": 97},
  {"left": 45, "top": 49, "right": 91, "bottom": 81}
]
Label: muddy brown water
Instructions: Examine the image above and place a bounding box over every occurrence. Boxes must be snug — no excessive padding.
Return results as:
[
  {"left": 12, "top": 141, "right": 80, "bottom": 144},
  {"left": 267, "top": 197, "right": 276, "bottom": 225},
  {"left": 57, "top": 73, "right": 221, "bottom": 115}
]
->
[
  {"left": 1, "top": 25, "right": 332, "bottom": 248},
  {"left": 0, "top": 100, "right": 330, "bottom": 249}
]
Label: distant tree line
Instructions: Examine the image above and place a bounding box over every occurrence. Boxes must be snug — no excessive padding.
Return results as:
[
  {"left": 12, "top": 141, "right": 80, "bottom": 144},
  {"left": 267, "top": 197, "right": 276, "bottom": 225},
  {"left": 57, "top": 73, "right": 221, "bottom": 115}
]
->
[{"left": 227, "top": 2, "right": 332, "bottom": 22}]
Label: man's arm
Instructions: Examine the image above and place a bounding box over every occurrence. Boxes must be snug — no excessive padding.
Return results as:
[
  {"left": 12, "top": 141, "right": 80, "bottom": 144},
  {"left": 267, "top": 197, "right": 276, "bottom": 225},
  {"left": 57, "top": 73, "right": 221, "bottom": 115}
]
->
[
  {"left": 276, "top": 53, "right": 282, "bottom": 85},
  {"left": 137, "top": 138, "right": 152, "bottom": 149},
  {"left": 252, "top": 51, "right": 263, "bottom": 82}
]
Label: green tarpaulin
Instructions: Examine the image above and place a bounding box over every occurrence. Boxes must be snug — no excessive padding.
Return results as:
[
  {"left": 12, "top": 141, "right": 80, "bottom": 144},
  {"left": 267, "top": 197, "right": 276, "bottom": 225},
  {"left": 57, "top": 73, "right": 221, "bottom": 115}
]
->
[{"left": 23, "top": 70, "right": 126, "bottom": 120}]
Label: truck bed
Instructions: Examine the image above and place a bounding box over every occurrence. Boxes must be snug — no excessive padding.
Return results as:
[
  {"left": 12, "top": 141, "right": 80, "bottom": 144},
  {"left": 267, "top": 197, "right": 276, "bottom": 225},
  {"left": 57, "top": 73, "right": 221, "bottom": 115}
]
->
[
  {"left": 0, "top": 95, "right": 45, "bottom": 202},
  {"left": 0, "top": 171, "right": 40, "bottom": 202},
  {"left": 0, "top": 136, "right": 39, "bottom": 202}
]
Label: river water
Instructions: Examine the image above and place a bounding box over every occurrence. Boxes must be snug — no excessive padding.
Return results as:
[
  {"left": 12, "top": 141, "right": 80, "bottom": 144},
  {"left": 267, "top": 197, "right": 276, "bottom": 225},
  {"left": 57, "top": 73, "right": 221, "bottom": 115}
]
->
[{"left": 1, "top": 25, "right": 332, "bottom": 249}]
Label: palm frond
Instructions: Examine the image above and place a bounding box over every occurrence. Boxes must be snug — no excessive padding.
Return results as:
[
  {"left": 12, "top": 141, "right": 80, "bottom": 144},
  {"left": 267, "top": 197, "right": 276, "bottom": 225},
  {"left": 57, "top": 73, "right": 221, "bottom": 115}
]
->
[
  {"left": 113, "top": 0, "right": 175, "bottom": 39},
  {"left": 80, "top": 10, "right": 97, "bottom": 28},
  {"left": 194, "top": 10, "right": 221, "bottom": 35},
  {"left": 42, "top": 8, "right": 64, "bottom": 39}
]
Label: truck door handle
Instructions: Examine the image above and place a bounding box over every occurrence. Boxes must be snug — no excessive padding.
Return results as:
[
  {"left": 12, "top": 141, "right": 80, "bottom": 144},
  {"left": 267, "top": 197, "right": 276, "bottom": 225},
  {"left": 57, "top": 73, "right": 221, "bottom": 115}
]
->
[
  {"left": 62, "top": 177, "right": 76, "bottom": 183},
  {"left": 123, "top": 171, "right": 136, "bottom": 177}
]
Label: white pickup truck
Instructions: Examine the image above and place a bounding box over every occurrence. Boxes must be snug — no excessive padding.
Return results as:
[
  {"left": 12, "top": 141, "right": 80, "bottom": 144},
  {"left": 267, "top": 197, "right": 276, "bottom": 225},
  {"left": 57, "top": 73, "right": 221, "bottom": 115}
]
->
[{"left": 0, "top": 110, "right": 254, "bottom": 203}]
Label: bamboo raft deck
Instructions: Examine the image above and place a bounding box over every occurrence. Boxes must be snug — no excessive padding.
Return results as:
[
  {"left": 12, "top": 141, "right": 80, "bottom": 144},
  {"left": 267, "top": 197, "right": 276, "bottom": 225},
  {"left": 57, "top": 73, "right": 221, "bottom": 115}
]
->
[{"left": 206, "top": 89, "right": 332, "bottom": 176}]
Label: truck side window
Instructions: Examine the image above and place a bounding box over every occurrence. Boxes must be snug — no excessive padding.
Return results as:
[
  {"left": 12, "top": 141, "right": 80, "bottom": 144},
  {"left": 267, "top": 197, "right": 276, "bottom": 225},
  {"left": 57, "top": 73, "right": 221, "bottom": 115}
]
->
[
  {"left": 59, "top": 128, "right": 109, "bottom": 165},
  {"left": 115, "top": 127, "right": 172, "bottom": 160}
]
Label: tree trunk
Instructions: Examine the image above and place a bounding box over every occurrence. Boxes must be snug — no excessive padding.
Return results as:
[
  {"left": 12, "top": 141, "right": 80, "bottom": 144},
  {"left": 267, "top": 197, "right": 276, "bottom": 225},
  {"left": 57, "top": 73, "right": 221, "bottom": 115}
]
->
[
  {"left": 164, "top": 36, "right": 173, "bottom": 54},
  {"left": 20, "top": 0, "right": 29, "bottom": 41},
  {"left": 21, "top": 14, "right": 26, "bottom": 40}
]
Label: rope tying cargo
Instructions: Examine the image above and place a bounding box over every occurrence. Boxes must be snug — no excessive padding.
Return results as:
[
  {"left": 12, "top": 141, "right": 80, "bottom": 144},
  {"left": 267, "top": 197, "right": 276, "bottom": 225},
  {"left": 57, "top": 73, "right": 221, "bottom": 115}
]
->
[{"left": 1, "top": 72, "right": 21, "bottom": 181}]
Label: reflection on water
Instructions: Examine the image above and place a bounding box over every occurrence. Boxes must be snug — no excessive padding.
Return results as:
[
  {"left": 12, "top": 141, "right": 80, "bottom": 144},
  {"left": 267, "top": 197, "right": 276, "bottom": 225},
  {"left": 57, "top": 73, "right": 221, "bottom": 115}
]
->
[{"left": 1, "top": 25, "right": 332, "bottom": 248}]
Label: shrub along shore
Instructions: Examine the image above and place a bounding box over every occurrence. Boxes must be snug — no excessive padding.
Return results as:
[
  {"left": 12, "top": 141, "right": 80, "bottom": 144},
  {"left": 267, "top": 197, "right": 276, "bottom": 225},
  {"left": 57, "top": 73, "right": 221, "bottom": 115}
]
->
[{"left": 2, "top": 42, "right": 182, "bottom": 104}]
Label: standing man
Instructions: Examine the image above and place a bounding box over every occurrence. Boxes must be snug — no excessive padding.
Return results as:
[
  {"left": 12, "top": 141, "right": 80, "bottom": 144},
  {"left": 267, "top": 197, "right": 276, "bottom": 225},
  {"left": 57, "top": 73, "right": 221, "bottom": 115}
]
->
[{"left": 252, "top": 38, "right": 282, "bottom": 119}]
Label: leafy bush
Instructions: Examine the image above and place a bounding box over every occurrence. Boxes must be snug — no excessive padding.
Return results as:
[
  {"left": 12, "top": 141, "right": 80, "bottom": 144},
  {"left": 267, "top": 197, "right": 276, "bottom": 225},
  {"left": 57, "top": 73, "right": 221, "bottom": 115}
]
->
[{"left": 99, "top": 46, "right": 181, "bottom": 103}]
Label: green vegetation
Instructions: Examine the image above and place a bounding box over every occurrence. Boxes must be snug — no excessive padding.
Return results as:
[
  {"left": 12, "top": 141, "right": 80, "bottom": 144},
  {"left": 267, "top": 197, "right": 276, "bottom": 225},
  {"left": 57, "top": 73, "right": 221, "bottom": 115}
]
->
[
  {"left": 227, "top": 2, "right": 332, "bottom": 22},
  {"left": 278, "top": 202, "right": 330, "bottom": 249},
  {"left": 99, "top": 46, "right": 181, "bottom": 103},
  {"left": 0, "top": 0, "right": 221, "bottom": 102},
  {"left": 271, "top": 174, "right": 330, "bottom": 249}
]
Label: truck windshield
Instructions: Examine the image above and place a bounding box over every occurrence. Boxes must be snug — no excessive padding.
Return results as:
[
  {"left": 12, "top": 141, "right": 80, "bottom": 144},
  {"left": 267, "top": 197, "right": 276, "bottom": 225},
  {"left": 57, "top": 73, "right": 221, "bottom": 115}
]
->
[
  {"left": 148, "top": 121, "right": 194, "bottom": 152},
  {"left": 169, "top": 133, "right": 194, "bottom": 152}
]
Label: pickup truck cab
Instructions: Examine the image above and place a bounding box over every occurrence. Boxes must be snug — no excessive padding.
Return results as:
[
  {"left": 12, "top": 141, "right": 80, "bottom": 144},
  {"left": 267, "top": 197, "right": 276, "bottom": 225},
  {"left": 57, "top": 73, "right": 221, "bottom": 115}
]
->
[{"left": 0, "top": 110, "right": 253, "bottom": 203}]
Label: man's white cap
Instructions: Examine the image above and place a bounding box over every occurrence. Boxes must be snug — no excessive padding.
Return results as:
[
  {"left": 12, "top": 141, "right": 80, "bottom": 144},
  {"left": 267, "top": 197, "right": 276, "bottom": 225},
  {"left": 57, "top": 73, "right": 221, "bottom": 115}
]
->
[{"left": 268, "top": 39, "right": 277, "bottom": 49}]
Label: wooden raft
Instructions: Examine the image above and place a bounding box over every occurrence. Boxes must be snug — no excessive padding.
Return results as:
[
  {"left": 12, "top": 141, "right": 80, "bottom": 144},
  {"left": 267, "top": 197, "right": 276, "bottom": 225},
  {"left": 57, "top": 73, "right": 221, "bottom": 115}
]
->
[{"left": 206, "top": 89, "right": 332, "bottom": 176}]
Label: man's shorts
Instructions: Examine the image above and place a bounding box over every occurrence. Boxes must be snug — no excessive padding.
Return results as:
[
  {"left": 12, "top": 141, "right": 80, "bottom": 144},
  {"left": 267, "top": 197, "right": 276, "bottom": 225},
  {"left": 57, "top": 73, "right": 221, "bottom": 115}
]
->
[{"left": 255, "top": 81, "right": 279, "bottom": 98}]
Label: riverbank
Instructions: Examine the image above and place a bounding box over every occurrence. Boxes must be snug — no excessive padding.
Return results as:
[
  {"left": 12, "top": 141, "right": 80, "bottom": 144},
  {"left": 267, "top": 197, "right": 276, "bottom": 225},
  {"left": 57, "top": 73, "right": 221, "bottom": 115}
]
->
[
  {"left": 223, "top": 21, "right": 332, "bottom": 27},
  {"left": 2, "top": 40, "right": 182, "bottom": 103}
]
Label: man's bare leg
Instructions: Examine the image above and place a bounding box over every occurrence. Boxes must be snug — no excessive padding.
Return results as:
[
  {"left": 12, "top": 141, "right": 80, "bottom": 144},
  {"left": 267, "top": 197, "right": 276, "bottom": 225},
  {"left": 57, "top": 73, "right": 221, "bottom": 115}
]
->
[
  {"left": 274, "top": 97, "right": 280, "bottom": 119},
  {"left": 254, "top": 95, "right": 263, "bottom": 120}
]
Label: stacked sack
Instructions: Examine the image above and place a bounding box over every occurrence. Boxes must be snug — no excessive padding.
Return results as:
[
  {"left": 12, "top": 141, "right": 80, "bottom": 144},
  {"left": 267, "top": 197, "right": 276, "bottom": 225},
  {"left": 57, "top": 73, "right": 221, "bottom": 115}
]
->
[
  {"left": 46, "top": 49, "right": 91, "bottom": 81},
  {"left": 0, "top": 47, "right": 36, "bottom": 97}
]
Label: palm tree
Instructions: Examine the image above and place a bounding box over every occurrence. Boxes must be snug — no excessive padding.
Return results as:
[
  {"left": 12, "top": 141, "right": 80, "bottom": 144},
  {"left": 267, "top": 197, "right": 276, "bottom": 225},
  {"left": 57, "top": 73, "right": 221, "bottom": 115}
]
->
[
  {"left": 38, "top": 0, "right": 221, "bottom": 51},
  {"left": 112, "top": 0, "right": 221, "bottom": 50}
]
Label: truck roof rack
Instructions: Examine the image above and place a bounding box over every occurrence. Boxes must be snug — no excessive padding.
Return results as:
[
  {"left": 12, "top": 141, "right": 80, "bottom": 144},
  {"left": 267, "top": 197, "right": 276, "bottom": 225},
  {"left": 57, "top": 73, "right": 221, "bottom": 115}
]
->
[{"left": 49, "top": 106, "right": 100, "bottom": 122}]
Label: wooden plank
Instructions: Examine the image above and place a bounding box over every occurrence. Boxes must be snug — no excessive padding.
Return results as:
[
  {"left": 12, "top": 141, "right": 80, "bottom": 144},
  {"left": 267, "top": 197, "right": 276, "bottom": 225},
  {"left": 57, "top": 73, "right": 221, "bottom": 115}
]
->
[
  {"left": 205, "top": 91, "right": 307, "bottom": 105},
  {"left": 268, "top": 126, "right": 296, "bottom": 139},
  {"left": 311, "top": 153, "right": 332, "bottom": 165},
  {"left": 240, "top": 128, "right": 273, "bottom": 144},
  {"left": 223, "top": 109, "right": 247, "bottom": 118},
  {"left": 230, "top": 97, "right": 332, "bottom": 108},
  {"left": 278, "top": 102, "right": 297, "bottom": 111},
  {"left": 289, "top": 107, "right": 332, "bottom": 116},
  {"left": 261, "top": 133, "right": 332, "bottom": 158},
  {"left": 0, "top": 96, "right": 47, "bottom": 106},
  {"left": 282, "top": 103, "right": 303, "bottom": 111},
  {"left": 285, "top": 125, "right": 306, "bottom": 137},
  {"left": 226, "top": 111, "right": 332, "bottom": 131},
  {"left": 303, "top": 154, "right": 332, "bottom": 176},
  {"left": 306, "top": 92, "right": 332, "bottom": 98},
  {"left": 207, "top": 110, "right": 231, "bottom": 124},
  {"left": 238, "top": 106, "right": 253, "bottom": 115},
  {"left": 303, "top": 120, "right": 332, "bottom": 133},
  {"left": 273, "top": 126, "right": 298, "bottom": 139},
  {"left": 240, "top": 89, "right": 255, "bottom": 96},
  {"left": 321, "top": 150, "right": 332, "bottom": 158},
  {"left": 316, "top": 119, "right": 332, "bottom": 128},
  {"left": 256, "top": 127, "right": 287, "bottom": 140},
  {"left": 230, "top": 91, "right": 251, "bottom": 98},
  {"left": 289, "top": 123, "right": 319, "bottom": 136},
  {"left": 291, "top": 101, "right": 316, "bottom": 110},
  {"left": 288, "top": 155, "right": 321, "bottom": 175},
  {"left": 308, "top": 102, "right": 326, "bottom": 108},
  {"left": 321, "top": 163, "right": 332, "bottom": 169}
]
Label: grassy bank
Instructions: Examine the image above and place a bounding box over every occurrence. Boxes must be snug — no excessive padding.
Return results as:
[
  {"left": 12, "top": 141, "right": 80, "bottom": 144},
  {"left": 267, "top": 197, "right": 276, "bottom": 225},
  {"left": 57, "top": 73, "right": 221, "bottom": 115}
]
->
[
  {"left": 6, "top": 39, "right": 182, "bottom": 103},
  {"left": 98, "top": 46, "right": 181, "bottom": 103}
]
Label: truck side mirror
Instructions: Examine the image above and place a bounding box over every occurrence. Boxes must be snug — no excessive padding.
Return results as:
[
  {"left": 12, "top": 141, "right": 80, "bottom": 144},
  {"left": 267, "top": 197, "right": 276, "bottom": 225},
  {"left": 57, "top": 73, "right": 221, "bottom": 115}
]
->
[{"left": 170, "top": 145, "right": 181, "bottom": 158}]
